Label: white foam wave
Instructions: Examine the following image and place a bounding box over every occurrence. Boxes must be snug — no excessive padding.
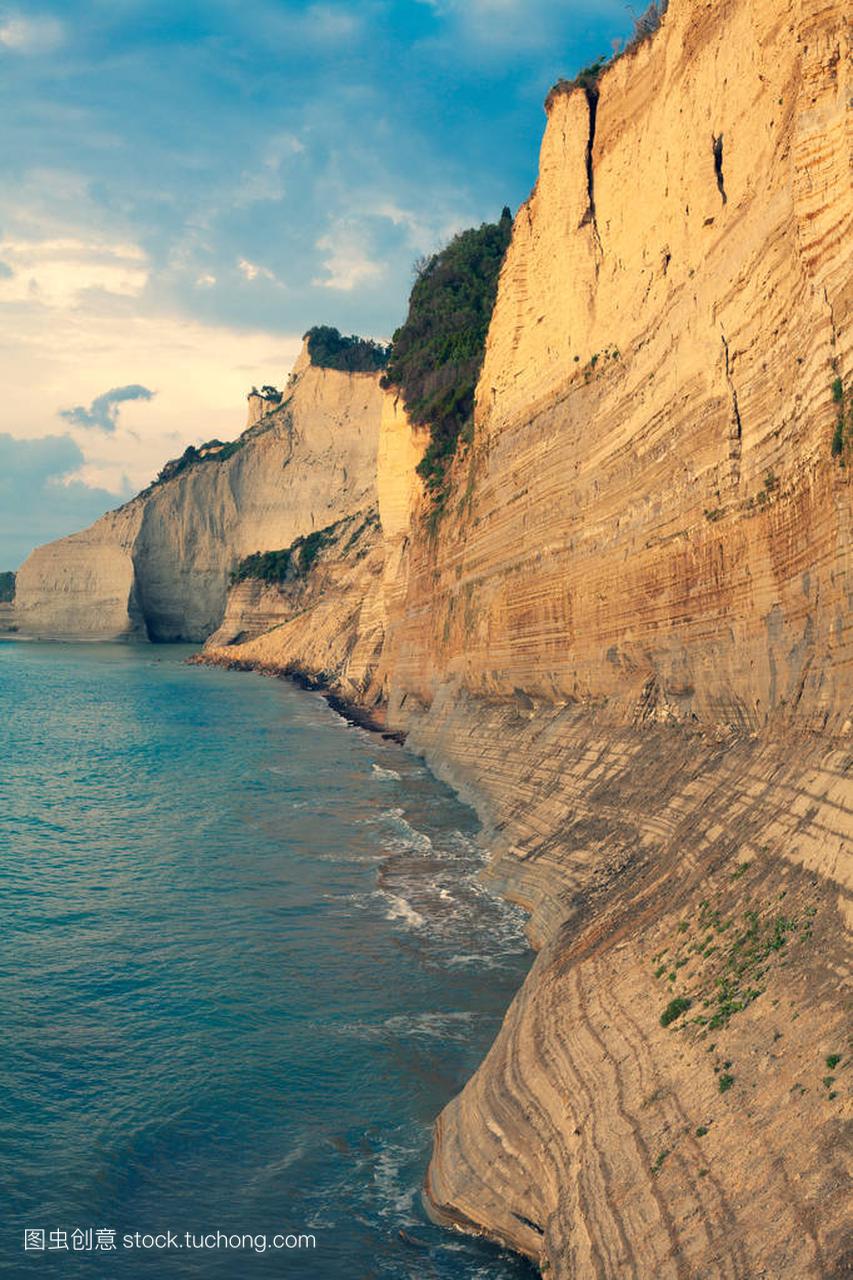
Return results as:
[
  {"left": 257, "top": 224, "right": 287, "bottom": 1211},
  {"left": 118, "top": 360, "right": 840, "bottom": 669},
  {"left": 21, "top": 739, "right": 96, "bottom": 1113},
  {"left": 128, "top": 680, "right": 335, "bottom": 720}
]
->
[
  {"left": 382, "top": 892, "right": 425, "bottom": 929},
  {"left": 380, "top": 809, "right": 433, "bottom": 853},
  {"left": 371, "top": 764, "right": 402, "bottom": 781}
]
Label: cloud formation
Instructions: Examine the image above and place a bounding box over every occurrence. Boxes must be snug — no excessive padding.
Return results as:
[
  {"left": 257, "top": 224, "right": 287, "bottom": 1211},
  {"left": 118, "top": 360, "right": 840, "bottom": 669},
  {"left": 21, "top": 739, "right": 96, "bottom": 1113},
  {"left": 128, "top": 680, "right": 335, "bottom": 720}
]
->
[
  {"left": 313, "top": 225, "right": 384, "bottom": 292},
  {"left": 0, "top": 433, "right": 126, "bottom": 569},
  {"left": 0, "top": 0, "right": 633, "bottom": 562},
  {"left": 0, "top": 232, "right": 149, "bottom": 305},
  {"left": 0, "top": 13, "right": 63, "bottom": 55},
  {"left": 59, "top": 385, "right": 155, "bottom": 433}
]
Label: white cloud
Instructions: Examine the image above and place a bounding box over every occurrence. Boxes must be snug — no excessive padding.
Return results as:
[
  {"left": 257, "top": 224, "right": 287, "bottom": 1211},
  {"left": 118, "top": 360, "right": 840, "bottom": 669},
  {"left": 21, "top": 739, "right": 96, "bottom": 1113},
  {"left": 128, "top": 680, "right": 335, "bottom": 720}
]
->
[
  {"left": 237, "top": 257, "right": 281, "bottom": 284},
  {"left": 0, "top": 13, "right": 63, "bottom": 54},
  {"left": 417, "top": 0, "right": 624, "bottom": 52},
  {"left": 305, "top": 5, "right": 359, "bottom": 41},
  {"left": 0, "top": 303, "right": 301, "bottom": 495},
  {"left": 312, "top": 228, "right": 383, "bottom": 292},
  {"left": 259, "top": 4, "right": 361, "bottom": 45},
  {"left": 0, "top": 235, "right": 149, "bottom": 305},
  {"left": 232, "top": 132, "right": 305, "bottom": 209}
]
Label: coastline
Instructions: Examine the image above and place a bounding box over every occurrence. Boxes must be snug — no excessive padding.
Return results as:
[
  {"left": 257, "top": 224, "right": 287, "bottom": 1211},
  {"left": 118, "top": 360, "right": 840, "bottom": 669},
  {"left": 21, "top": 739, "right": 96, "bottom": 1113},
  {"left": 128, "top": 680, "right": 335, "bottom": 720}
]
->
[
  {"left": 190, "top": 651, "right": 407, "bottom": 743},
  {"left": 202, "top": 645, "right": 852, "bottom": 1275},
  {"left": 3, "top": 639, "right": 537, "bottom": 1280}
]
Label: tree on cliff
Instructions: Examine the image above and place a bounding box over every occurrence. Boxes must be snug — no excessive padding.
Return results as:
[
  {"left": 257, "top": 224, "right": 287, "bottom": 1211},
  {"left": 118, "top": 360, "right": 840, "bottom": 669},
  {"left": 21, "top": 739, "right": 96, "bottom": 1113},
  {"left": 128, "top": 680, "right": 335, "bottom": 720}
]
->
[
  {"left": 304, "top": 326, "right": 390, "bottom": 374},
  {"left": 382, "top": 207, "right": 513, "bottom": 501}
]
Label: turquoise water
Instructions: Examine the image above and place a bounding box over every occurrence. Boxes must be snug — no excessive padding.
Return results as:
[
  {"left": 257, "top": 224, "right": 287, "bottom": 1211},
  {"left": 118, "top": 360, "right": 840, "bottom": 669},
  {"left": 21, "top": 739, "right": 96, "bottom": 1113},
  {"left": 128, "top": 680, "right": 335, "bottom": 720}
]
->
[{"left": 0, "top": 643, "right": 535, "bottom": 1279}]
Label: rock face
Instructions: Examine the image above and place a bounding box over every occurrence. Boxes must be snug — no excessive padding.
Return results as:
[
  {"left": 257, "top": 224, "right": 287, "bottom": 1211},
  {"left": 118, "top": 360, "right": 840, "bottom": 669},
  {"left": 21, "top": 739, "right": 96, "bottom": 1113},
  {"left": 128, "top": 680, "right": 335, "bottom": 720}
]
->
[
  {"left": 204, "top": 508, "right": 388, "bottom": 708},
  {"left": 13, "top": 346, "right": 384, "bottom": 641},
  {"left": 201, "top": 393, "right": 429, "bottom": 712},
  {"left": 385, "top": 0, "right": 850, "bottom": 737},
  {"left": 385, "top": 0, "right": 851, "bottom": 1273},
  {"left": 207, "top": 0, "right": 851, "bottom": 1273}
]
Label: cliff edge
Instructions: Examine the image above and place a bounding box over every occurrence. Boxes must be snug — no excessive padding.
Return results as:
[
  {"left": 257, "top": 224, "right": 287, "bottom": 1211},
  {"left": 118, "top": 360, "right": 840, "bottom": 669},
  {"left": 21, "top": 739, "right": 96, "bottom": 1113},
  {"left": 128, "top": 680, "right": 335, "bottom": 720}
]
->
[{"left": 13, "top": 342, "right": 384, "bottom": 641}]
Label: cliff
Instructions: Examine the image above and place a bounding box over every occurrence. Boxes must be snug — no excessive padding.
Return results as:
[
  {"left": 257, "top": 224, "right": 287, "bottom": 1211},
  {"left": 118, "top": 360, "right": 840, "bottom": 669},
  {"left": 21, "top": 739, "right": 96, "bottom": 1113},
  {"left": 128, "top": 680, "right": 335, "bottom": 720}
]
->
[
  {"left": 209, "top": 0, "right": 851, "bottom": 1272},
  {"left": 397, "top": 0, "right": 851, "bottom": 1272},
  {"left": 201, "top": 389, "right": 428, "bottom": 717},
  {"left": 15, "top": 0, "right": 851, "bottom": 1273},
  {"left": 13, "top": 342, "right": 383, "bottom": 641}
]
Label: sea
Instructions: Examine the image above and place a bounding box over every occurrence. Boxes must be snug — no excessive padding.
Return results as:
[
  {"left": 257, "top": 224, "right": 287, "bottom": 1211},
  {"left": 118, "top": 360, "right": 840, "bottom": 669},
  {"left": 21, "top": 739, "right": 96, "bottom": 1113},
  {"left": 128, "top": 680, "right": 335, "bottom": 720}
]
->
[{"left": 0, "top": 642, "right": 536, "bottom": 1279}]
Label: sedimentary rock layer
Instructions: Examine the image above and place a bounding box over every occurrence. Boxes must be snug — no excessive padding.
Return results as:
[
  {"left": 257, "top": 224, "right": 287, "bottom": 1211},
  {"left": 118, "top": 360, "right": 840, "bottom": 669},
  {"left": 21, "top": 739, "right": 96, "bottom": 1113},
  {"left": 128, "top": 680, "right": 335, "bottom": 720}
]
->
[
  {"left": 199, "top": 2, "right": 850, "bottom": 1271},
  {"left": 394, "top": 0, "right": 851, "bottom": 1272},
  {"left": 414, "top": 695, "right": 850, "bottom": 1277}
]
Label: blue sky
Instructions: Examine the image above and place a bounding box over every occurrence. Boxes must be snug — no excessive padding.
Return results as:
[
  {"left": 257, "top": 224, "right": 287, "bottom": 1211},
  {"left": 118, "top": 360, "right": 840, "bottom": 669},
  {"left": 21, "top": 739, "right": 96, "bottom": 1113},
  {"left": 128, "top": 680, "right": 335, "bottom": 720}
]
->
[{"left": 0, "top": 0, "right": 632, "bottom": 568}]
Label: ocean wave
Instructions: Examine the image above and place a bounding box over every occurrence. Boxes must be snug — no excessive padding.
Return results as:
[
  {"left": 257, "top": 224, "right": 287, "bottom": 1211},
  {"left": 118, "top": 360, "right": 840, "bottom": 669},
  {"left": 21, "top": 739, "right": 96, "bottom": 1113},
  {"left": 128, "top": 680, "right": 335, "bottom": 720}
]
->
[
  {"left": 380, "top": 808, "right": 433, "bottom": 853},
  {"left": 371, "top": 763, "right": 402, "bottom": 781},
  {"left": 381, "top": 1011, "right": 480, "bottom": 1041},
  {"left": 381, "top": 891, "right": 425, "bottom": 930}
]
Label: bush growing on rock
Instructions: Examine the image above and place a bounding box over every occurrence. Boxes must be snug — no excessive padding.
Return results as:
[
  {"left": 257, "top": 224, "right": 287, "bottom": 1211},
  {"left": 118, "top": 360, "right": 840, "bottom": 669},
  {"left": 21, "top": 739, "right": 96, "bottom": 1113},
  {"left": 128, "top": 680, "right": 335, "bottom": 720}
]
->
[
  {"left": 660, "top": 996, "right": 692, "bottom": 1027},
  {"left": 304, "top": 326, "right": 390, "bottom": 374},
  {"left": 382, "top": 208, "right": 513, "bottom": 503}
]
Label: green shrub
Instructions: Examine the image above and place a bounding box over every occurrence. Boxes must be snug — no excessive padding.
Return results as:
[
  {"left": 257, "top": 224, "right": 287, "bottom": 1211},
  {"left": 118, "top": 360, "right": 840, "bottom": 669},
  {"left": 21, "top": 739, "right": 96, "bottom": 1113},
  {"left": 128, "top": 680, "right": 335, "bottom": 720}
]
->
[
  {"left": 718, "top": 1072, "right": 735, "bottom": 1093},
  {"left": 304, "top": 325, "right": 390, "bottom": 373},
  {"left": 826, "top": 1054, "right": 841, "bottom": 1069},
  {"left": 545, "top": 2, "right": 668, "bottom": 108},
  {"left": 153, "top": 437, "right": 245, "bottom": 486},
  {"left": 831, "top": 417, "right": 845, "bottom": 457},
  {"left": 230, "top": 515, "right": 358, "bottom": 585},
  {"left": 831, "top": 378, "right": 848, "bottom": 458},
  {"left": 546, "top": 57, "right": 608, "bottom": 108},
  {"left": 382, "top": 209, "right": 513, "bottom": 503},
  {"left": 660, "top": 996, "right": 692, "bottom": 1027},
  {"left": 0, "top": 571, "right": 14, "bottom": 603}
]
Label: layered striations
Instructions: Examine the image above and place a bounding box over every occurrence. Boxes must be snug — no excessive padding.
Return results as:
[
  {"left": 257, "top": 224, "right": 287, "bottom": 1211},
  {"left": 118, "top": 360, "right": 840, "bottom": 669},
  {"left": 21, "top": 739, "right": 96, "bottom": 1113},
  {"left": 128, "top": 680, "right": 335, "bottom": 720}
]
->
[{"left": 393, "top": 0, "right": 851, "bottom": 1273}]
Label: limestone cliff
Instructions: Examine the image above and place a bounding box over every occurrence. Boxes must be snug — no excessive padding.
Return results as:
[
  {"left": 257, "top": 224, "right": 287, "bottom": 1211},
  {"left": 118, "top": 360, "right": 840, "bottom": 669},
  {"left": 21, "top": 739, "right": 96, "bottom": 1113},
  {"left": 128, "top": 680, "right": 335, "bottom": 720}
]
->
[
  {"left": 391, "top": 0, "right": 851, "bottom": 1273},
  {"left": 201, "top": 389, "right": 428, "bottom": 718},
  {"left": 204, "top": 508, "right": 388, "bottom": 710},
  {"left": 209, "top": 0, "right": 851, "bottom": 1272},
  {"left": 13, "top": 344, "right": 383, "bottom": 641}
]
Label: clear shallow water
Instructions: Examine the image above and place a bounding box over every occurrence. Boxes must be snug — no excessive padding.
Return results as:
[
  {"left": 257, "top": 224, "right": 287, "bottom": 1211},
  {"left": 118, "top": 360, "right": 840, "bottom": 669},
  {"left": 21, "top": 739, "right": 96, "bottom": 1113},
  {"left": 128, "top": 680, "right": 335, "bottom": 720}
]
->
[{"left": 0, "top": 643, "right": 535, "bottom": 1279}]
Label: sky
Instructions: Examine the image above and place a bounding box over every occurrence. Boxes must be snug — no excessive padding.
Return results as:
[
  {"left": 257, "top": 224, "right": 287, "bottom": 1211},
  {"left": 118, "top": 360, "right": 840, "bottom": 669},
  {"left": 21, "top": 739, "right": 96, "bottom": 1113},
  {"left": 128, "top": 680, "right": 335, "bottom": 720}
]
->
[{"left": 0, "top": 0, "right": 634, "bottom": 569}]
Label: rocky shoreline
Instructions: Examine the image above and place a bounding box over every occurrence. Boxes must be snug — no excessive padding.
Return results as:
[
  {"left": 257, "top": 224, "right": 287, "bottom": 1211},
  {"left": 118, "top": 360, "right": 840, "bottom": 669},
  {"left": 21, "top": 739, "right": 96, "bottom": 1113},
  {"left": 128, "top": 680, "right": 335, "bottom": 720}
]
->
[{"left": 189, "top": 650, "right": 407, "bottom": 743}]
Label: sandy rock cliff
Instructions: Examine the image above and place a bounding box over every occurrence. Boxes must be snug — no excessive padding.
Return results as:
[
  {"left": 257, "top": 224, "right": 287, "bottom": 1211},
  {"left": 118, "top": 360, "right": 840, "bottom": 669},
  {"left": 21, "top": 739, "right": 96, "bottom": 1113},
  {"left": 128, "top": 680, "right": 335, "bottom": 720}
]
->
[
  {"left": 385, "top": 0, "right": 851, "bottom": 1273},
  {"left": 201, "top": 387, "right": 429, "bottom": 711},
  {"left": 13, "top": 346, "right": 383, "bottom": 641},
  {"left": 208, "top": 0, "right": 850, "bottom": 1272}
]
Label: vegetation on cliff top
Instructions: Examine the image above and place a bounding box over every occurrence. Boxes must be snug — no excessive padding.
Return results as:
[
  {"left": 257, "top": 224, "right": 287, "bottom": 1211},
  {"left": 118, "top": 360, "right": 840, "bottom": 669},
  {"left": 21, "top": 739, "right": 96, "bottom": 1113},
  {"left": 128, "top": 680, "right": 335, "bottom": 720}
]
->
[
  {"left": 304, "top": 326, "right": 390, "bottom": 374},
  {"left": 382, "top": 207, "right": 513, "bottom": 503},
  {"left": 231, "top": 511, "right": 378, "bottom": 585},
  {"left": 249, "top": 384, "right": 282, "bottom": 404},
  {"left": 0, "top": 571, "right": 15, "bottom": 602},
  {"left": 546, "top": 1, "right": 668, "bottom": 107},
  {"left": 153, "top": 438, "right": 244, "bottom": 486}
]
